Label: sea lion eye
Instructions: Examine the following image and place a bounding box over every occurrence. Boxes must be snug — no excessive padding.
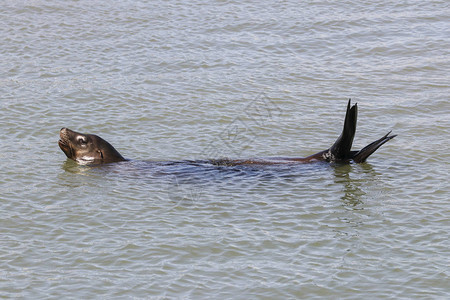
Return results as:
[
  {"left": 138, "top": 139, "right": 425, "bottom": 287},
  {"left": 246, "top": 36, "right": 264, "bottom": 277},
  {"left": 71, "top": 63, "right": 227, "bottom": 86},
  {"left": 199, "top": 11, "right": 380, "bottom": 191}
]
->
[{"left": 78, "top": 136, "right": 87, "bottom": 144}]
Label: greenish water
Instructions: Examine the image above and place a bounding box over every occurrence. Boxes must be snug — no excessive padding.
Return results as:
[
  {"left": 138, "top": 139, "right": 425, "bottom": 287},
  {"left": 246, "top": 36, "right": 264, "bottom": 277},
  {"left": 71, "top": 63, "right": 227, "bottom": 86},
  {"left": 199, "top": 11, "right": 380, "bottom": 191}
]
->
[{"left": 1, "top": 0, "right": 449, "bottom": 298}]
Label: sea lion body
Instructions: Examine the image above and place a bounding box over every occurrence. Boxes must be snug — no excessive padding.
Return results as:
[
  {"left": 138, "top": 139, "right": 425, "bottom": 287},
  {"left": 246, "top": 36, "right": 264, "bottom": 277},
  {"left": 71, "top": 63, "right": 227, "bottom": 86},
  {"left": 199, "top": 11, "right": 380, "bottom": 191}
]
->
[{"left": 58, "top": 100, "right": 396, "bottom": 166}]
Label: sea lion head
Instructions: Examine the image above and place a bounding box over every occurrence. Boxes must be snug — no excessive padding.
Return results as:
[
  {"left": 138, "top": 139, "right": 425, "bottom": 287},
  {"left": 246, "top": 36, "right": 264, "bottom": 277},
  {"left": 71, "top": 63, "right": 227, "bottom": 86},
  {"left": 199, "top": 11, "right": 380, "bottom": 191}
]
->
[{"left": 58, "top": 128, "right": 125, "bottom": 164}]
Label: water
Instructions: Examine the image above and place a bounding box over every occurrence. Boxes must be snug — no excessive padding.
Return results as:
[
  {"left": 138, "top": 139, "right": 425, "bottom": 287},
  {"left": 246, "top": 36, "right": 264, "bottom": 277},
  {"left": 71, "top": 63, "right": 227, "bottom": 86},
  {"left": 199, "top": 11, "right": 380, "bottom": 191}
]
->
[{"left": 1, "top": 0, "right": 449, "bottom": 298}]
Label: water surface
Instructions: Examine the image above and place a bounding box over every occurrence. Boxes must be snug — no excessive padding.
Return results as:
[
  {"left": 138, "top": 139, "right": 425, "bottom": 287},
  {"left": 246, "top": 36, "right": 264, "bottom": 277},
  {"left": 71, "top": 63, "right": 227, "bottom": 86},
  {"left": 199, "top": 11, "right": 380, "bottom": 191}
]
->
[{"left": 1, "top": 0, "right": 449, "bottom": 298}]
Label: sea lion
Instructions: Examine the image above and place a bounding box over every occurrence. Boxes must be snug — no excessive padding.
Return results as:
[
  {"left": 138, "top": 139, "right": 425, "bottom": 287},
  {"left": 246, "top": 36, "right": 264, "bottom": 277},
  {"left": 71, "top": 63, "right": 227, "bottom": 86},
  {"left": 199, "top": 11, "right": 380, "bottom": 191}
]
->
[{"left": 58, "top": 100, "right": 396, "bottom": 165}]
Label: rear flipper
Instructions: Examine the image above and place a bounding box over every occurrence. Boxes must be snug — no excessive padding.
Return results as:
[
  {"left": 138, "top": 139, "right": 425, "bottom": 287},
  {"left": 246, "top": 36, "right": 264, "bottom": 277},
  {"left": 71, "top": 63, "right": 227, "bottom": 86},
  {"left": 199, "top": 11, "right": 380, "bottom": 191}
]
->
[
  {"left": 351, "top": 131, "right": 397, "bottom": 163},
  {"left": 324, "top": 99, "right": 357, "bottom": 162}
]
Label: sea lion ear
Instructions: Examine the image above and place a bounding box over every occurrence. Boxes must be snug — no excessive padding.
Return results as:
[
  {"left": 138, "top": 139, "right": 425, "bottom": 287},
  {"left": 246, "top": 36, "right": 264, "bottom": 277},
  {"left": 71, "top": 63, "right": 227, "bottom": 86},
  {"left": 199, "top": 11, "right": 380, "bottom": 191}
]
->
[{"left": 97, "top": 150, "right": 104, "bottom": 159}]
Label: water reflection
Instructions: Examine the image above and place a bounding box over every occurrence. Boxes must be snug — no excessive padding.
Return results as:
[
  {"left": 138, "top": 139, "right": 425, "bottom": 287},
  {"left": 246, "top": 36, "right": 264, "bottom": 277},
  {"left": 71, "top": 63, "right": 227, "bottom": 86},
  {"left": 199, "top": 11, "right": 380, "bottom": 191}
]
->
[
  {"left": 60, "top": 159, "right": 92, "bottom": 174},
  {"left": 60, "top": 159, "right": 131, "bottom": 175},
  {"left": 332, "top": 163, "right": 377, "bottom": 208},
  {"left": 59, "top": 157, "right": 384, "bottom": 211}
]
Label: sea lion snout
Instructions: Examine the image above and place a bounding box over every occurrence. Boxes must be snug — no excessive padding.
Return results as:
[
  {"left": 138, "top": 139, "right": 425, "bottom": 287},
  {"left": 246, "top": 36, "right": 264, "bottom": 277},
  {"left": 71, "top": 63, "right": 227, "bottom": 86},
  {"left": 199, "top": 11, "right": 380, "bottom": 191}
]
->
[
  {"left": 58, "top": 128, "right": 74, "bottom": 160},
  {"left": 58, "top": 128, "right": 74, "bottom": 148},
  {"left": 59, "top": 127, "right": 68, "bottom": 139},
  {"left": 60, "top": 127, "right": 74, "bottom": 138}
]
